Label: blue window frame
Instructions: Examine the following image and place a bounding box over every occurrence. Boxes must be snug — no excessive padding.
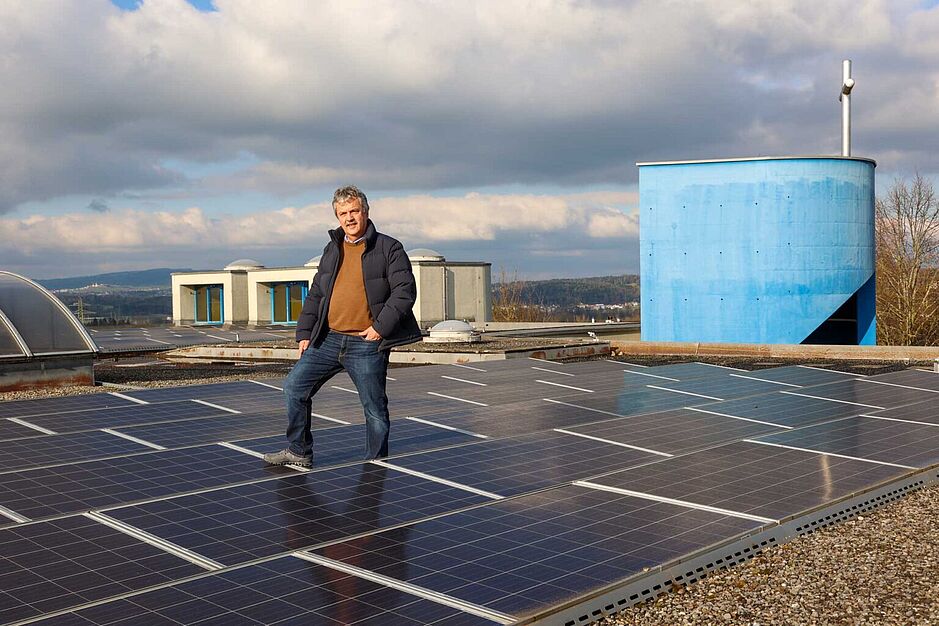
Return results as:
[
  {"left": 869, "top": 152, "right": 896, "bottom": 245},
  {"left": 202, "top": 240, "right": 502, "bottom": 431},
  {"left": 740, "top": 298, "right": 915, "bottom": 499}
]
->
[{"left": 270, "top": 282, "right": 308, "bottom": 324}]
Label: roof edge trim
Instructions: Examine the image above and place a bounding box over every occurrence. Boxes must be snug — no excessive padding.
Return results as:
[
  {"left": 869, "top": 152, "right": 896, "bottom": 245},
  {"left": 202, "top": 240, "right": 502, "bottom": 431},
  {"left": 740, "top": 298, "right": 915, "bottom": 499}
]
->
[{"left": 637, "top": 155, "right": 877, "bottom": 167}]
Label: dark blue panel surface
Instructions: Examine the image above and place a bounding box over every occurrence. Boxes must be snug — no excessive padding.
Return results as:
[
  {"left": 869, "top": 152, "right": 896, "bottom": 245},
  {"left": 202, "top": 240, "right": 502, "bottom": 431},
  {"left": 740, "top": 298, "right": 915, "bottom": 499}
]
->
[
  {"left": 561, "top": 408, "right": 781, "bottom": 455},
  {"left": 0, "top": 431, "right": 151, "bottom": 472},
  {"left": 0, "top": 419, "right": 42, "bottom": 442},
  {"left": 550, "top": 386, "right": 710, "bottom": 418},
  {"left": 588, "top": 440, "right": 906, "bottom": 520},
  {"left": 740, "top": 365, "right": 862, "bottom": 387},
  {"left": 753, "top": 416, "right": 939, "bottom": 468},
  {"left": 790, "top": 379, "right": 936, "bottom": 410},
  {"left": 0, "top": 394, "right": 138, "bottom": 420},
  {"left": 121, "top": 380, "right": 286, "bottom": 403},
  {"left": 695, "top": 391, "right": 862, "bottom": 427},
  {"left": 0, "top": 515, "right": 202, "bottom": 624},
  {"left": 106, "top": 464, "right": 491, "bottom": 565},
  {"left": 868, "top": 399, "right": 939, "bottom": 426},
  {"left": 25, "top": 401, "right": 235, "bottom": 434},
  {"left": 309, "top": 484, "right": 759, "bottom": 618},
  {"left": 112, "top": 412, "right": 291, "bottom": 448},
  {"left": 236, "top": 419, "right": 481, "bottom": 467},
  {"left": 30, "top": 555, "right": 494, "bottom": 626},
  {"left": 382, "top": 430, "right": 660, "bottom": 497},
  {"left": 649, "top": 376, "right": 784, "bottom": 401},
  {"left": 0, "top": 446, "right": 293, "bottom": 521},
  {"left": 864, "top": 368, "right": 939, "bottom": 392}
]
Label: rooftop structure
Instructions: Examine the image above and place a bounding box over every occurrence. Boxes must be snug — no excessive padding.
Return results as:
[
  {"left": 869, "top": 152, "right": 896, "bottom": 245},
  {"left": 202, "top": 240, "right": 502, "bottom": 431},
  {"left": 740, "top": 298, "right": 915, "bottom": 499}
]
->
[{"left": 0, "top": 270, "right": 98, "bottom": 390}]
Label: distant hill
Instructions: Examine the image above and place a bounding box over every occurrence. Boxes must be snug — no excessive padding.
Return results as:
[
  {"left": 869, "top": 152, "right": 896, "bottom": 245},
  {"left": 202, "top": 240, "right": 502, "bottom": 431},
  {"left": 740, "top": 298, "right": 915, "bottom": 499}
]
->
[
  {"left": 37, "top": 268, "right": 190, "bottom": 290},
  {"left": 496, "top": 274, "right": 640, "bottom": 306}
]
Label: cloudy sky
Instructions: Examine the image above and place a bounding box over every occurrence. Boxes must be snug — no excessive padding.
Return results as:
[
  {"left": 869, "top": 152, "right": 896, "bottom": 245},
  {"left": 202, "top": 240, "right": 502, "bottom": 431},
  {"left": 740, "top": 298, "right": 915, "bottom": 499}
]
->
[{"left": 2, "top": 0, "right": 938, "bottom": 280}]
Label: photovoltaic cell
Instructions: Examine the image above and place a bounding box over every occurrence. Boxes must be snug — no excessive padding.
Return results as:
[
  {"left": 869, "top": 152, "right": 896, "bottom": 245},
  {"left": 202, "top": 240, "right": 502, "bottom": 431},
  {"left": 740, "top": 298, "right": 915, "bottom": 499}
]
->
[
  {"left": 549, "top": 385, "right": 711, "bottom": 418},
  {"left": 233, "top": 419, "right": 481, "bottom": 467},
  {"left": 695, "top": 391, "right": 863, "bottom": 427},
  {"left": 789, "top": 379, "right": 938, "bottom": 410},
  {"left": 587, "top": 440, "right": 906, "bottom": 521},
  {"left": 752, "top": 416, "right": 939, "bottom": 468},
  {"left": 0, "top": 394, "right": 139, "bottom": 420},
  {"left": 864, "top": 368, "right": 939, "bottom": 392},
  {"left": 867, "top": 399, "right": 939, "bottom": 426},
  {"left": 0, "top": 430, "right": 152, "bottom": 473},
  {"left": 0, "top": 419, "right": 43, "bottom": 442},
  {"left": 380, "top": 430, "right": 662, "bottom": 497},
  {"left": 650, "top": 376, "right": 785, "bottom": 401},
  {"left": 0, "top": 515, "right": 202, "bottom": 624},
  {"left": 121, "top": 380, "right": 287, "bottom": 403},
  {"left": 24, "top": 401, "right": 236, "bottom": 434},
  {"left": 559, "top": 408, "right": 782, "bottom": 455},
  {"left": 110, "top": 412, "right": 292, "bottom": 448},
  {"left": 31, "top": 555, "right": 497, "bottom": 626},
  {"left": 0, "top": 445, "right": 294, "bottom": 522},
  {"left": 105, "top": 464, "right": 491, "bottom": 565},
  {"left": 307, "top": 484, "right": 760, "bottom": 617},
  {"left": 740, "top": 365, "right": 862, "bottom": 387}
]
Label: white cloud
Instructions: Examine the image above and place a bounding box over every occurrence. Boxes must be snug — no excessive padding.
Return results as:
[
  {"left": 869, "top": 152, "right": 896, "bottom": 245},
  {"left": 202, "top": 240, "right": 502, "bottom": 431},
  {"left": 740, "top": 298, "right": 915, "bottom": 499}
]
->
[{"left": 2, "top": 0, "right": 939, "bottom": 212}]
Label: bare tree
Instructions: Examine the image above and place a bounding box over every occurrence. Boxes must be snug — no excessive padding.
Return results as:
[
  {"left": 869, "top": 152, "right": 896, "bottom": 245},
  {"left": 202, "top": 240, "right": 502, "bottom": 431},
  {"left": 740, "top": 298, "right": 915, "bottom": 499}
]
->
[
  {"left": 875, "top": 174, "right": 939, "bottom": 345},
  {"left": 492, "top": 268, "right": 555, "bottom": 322}
]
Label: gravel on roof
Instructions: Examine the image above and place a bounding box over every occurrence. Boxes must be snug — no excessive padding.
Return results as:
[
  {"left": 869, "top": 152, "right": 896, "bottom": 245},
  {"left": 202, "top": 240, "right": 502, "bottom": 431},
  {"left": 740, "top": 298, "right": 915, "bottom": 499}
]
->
[{"left": 601, "top": 482, "right": 939, "bottom": 626}]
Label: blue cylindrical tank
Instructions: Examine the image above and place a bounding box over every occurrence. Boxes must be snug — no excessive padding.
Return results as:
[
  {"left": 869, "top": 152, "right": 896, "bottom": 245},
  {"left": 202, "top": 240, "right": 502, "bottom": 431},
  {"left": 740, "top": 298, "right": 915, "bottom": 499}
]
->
[{"left": 638, "top": 156, "right": 876, "bottom": 345}]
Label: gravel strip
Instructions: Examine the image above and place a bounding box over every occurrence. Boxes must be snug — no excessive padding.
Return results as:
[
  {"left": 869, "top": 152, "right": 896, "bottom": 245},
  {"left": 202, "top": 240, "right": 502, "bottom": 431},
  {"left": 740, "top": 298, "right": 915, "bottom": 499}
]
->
[{"left": 601, "top": 482, "right": 939, "bottom": 626}]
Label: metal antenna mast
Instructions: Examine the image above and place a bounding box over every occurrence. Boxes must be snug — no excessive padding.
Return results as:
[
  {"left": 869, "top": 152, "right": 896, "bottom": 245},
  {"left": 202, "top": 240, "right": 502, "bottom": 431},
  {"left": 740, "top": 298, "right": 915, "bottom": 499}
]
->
[{"left": 839, "top": 60, "right": 855, "bottom": 156}]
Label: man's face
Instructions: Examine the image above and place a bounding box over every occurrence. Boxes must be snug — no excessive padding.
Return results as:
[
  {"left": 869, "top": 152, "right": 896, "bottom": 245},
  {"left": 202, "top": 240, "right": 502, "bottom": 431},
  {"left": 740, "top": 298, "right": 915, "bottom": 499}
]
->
[{"left": 335, "top": 198, "right": 368, "bottom": 240}]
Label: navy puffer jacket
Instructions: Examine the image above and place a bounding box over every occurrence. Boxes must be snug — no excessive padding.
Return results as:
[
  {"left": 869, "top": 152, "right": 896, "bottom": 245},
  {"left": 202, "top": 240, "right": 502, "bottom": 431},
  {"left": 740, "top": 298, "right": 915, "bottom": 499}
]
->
[{"left": 295, "top": 220, "right": 422, "bottom": 351}]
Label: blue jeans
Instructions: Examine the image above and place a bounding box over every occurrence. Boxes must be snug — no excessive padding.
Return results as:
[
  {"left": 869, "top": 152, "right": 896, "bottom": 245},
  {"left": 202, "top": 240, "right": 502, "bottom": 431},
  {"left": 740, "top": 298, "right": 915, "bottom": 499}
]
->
[{"left": 284, "top": 331, "right": 390, "bottom": 460}]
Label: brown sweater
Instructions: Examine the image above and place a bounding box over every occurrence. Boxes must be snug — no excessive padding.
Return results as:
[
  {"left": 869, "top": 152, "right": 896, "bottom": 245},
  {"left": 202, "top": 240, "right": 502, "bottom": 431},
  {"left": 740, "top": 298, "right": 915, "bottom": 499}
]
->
[{"left": 327, "top": 240, "right": 373, "bottom": 333}]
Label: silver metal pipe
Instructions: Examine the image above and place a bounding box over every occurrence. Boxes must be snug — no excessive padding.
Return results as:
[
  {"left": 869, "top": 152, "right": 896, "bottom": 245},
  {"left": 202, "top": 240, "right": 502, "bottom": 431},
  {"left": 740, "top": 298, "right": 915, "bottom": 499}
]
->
[{"left": 840, "top": 59, "right": 854, "bottom": 156}]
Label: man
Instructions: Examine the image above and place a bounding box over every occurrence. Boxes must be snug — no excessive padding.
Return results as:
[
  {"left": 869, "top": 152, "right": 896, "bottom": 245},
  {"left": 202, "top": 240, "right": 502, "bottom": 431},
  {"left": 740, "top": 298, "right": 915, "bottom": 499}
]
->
[{"left": 263, "top": 185, "right": 422, "bottom": 467}]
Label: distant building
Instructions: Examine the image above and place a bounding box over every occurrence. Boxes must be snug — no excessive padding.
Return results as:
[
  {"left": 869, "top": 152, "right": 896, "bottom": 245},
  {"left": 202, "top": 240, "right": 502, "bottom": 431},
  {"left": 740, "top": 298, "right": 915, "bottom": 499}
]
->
[
  {"left": 171, "top": 250, "right": 492, "bottom": 329},
  {"left": 639, "top": 156, "right": 876, "bottom": 345}
]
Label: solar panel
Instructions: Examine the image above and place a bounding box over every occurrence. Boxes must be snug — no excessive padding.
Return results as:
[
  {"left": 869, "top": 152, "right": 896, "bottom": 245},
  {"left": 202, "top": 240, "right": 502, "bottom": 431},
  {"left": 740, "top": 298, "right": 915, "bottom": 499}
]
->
[
  {"left": 103, "top": 464, "right": 492, "bottom": 565},
  {"left": 23, "top": 401, "right": 238, "bottom": 435},
  {"left": 694, "top": 391, "right": 863, "bottom": 427},
  {"left": 108, "top": 412, "right": 294, "bottom": 449},
  {"left": 0, "top": 446, "right": 294, "bottom": 522},
  {"left": 867, "top": 399, "right": 939, "bottom": 425},
  {"left": 736, "top": 365, "right": 862, "bottom": 387},
  {"left": 376, "top": 430, "right": 662, "bottom": 497},
  {"left": 786, "top": 378, "right": 938, "bottom": 410},
  {"left": 233, "top": 418, "right": 482, "bottom": 467},
  {"left": 39, "top": 554, "right": 498, "bottom": 625},
  {"left": 0, "top": 393, "right": 139, "bottom": 420},
  {"left": 0, "top": 515, "right": 203, "bottom": 624},
  {"left": 547, "top": 385, "right": 711, "bottom": 418},
  {"left": 557, "top": 407, "right": 782, "bottom": 456},
  {"left": 583, "top": 440, "right": 907, "bottom": 521},
  {"left": 649, "top": 376, "right": 785, "bottom": 401},
  {"left": 120, "top": 380, "right": 286, "bottom": 403},
  {"left": 0, "top": 419, "right": 44, "bottom": 442},
  {"left": 864, "top": 368, "right": 939, "bottom": 391},
  {"left": 751, "top": 416, "right": 939, "bottom": 468},
  {"left": 305, "top": 484, "right": 760, "bottom": 618},
  {"left": 0, "top": 431, "right": 154, "bottom": 473}
]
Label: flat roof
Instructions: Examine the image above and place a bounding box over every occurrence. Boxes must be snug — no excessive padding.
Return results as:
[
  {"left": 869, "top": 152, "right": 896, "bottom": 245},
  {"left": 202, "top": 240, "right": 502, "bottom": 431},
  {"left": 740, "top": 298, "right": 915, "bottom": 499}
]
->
[{"left": 637, "top": 155, "right": 877, "bottom": 167}]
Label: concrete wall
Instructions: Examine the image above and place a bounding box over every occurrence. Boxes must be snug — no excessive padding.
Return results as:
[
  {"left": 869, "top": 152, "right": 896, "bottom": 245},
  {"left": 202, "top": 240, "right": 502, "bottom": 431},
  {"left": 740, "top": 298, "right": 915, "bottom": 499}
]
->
[
  {"left": 172, "top": 271, "right": 237, "bottom": 324},
  {"left": 412, "top": 263, "right": 492, "bottom": 328},
  {"left": 639, "top": 156, "right": 876, "bottom": 345}
]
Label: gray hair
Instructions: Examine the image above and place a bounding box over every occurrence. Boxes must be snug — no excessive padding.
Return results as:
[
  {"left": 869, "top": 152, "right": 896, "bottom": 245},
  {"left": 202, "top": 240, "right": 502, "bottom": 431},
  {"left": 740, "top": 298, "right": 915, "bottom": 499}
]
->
[{"left": 332, "top": 185, "right": 369, "bottom": 214}]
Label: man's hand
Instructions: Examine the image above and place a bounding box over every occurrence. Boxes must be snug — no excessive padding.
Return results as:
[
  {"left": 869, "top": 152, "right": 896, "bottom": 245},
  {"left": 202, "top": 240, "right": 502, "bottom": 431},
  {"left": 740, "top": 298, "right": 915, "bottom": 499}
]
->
[
  {"left": 358, "top": 326, "right": 382, "bottom": 341},
  {"left": 297, "top": 339, "right": 310, "bottom": 358}
]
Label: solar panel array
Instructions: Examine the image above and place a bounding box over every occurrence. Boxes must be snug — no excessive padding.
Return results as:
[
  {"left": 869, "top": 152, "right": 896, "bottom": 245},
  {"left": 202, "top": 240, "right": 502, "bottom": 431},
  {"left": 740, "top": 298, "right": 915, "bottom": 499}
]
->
[
  {"left": 88, "top": 326, "right": 294, "bottom": 353},
  {"left": 1, "top": 359, "right": 938, "bottom": 625}
]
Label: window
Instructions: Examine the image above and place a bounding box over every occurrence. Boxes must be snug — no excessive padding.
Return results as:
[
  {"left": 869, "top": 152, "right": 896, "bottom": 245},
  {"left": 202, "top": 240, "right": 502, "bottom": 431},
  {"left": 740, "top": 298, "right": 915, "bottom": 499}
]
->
[
  {"left": 270, "top": 282, "right": 308, "bottom": 324},
  {"left": 194, "top": 285, "right": 224, "bottom": 324}
]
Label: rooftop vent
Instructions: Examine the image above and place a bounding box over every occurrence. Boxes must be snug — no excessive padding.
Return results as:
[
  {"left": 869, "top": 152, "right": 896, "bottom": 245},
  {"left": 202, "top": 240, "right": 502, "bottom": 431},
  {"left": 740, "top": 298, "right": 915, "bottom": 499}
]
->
[
  {"left": 424, "top": 320, "right": 480, "bottom": 343},
  {"left": 224, "top": 259, "right": 264, "bottom": 270},
  {"left": 407, "top": 248, "right": 445, "bottom": 262}
]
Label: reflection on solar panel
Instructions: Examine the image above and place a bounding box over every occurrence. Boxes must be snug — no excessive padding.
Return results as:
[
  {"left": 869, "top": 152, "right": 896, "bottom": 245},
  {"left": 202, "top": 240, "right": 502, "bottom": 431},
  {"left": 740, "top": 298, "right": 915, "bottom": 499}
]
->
[{"left": 1, "top": 358, "right": 937, "bottom": 625}]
